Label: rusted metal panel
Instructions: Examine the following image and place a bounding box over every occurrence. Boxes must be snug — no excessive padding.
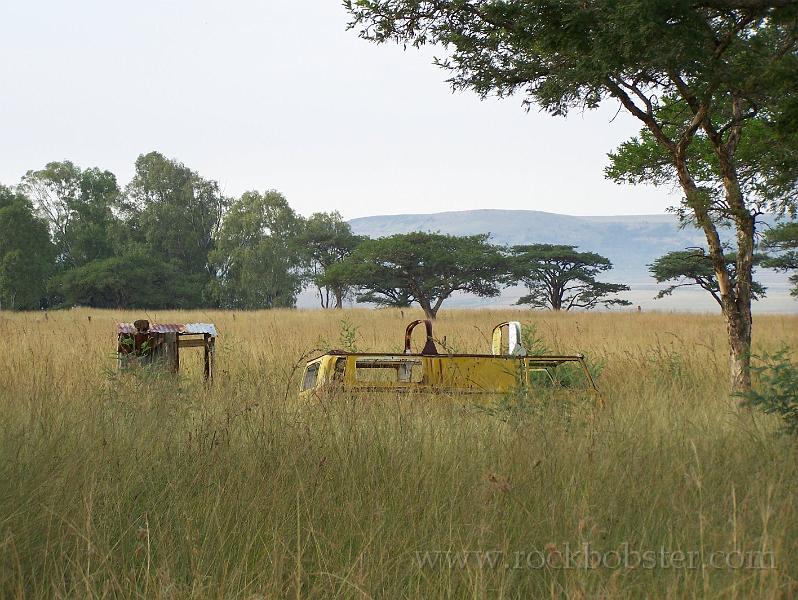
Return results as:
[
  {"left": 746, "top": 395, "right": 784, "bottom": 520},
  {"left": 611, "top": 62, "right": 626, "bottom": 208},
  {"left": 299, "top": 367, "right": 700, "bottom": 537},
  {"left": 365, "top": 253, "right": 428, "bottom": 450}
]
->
[
  {"left": 404, "top": 319, "right": 438, "bottom": 355},
  {"left": 118, "top": 323, "right": 183, "bottom": 335}
]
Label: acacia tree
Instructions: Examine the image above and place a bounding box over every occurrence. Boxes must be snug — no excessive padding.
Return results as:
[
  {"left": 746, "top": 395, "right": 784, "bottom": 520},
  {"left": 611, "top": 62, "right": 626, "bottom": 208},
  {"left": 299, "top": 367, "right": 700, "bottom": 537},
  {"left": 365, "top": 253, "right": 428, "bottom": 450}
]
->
[
  {"left": 326, "top": 232, "right": 508, "bottom": 319},
  {"left": 649, "top": 249, "right": 767, "bottom": 305},
  {"left": 344, "top": 0, "right": 798, "bottom": 391},
  {"left": 762, "top": 222, "right": 798, "bottom": 296},
  {"left": 300, "top": 212, "right": 365, "bottom": 308},
  {"left": 511, "top": 244, "right": 630, "bottom": 310}
]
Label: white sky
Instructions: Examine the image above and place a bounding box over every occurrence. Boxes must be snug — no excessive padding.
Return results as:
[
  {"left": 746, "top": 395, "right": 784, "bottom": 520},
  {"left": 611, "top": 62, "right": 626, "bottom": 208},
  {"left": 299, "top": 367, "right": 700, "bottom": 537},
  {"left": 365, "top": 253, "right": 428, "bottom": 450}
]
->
[{"left": 0, "top": 0, "right": 677, "bottom": 219}]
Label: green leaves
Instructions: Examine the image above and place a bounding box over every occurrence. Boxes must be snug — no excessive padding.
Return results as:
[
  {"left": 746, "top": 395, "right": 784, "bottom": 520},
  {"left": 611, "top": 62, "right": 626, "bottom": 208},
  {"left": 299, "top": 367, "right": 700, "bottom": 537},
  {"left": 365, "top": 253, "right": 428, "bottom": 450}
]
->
[
  {"left": 210, "top": 190, "right": 305, "bottom": 310},
  {"left": 510, "top": 244, "right": 630, "bottom": 311},
  {"left": 649, "top": 249, "right": 767, "bottom": 305},
  {"left": 126, "top": 152, "right": 229, "bottom": 279},
  {"left": 21, "top": 161, "right": 120, "bottom": 269},
  {"left": 0, "top": 186, "right": 54, "bottom": 309},
  {"left": 300, "top": 212, "right": 365, "bottom": 308},
  {"left": 741, "top": 348, "right": 798, "bottom": 435},
  {"left": 762, "top": 222, "right": 798, "bottom": 296},
  {"left": 326, "top": 232, "right": 509, "bottom": 318}
]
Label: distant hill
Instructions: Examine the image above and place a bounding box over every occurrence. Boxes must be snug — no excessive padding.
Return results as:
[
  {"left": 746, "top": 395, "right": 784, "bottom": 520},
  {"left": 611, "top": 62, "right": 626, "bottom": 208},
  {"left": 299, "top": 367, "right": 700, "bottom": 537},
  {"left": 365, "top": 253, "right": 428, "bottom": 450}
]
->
[
  {"left": 350, "top": 209, "right": 750, "bottom": 280},
  {"left": 342, "top": 209, "right": 796, "bottom": 313}
]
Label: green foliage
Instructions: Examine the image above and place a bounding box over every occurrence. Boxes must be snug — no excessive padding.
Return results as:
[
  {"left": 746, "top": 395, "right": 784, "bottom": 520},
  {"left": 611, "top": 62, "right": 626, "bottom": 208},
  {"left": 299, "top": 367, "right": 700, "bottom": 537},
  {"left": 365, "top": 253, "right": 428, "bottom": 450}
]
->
[
  {"left": 0, "top": 186, "right": 54, "bottom": 310},
  {"left": 649, "top": 249, "right": 767, "bottom": 306},
  {"left": 606, "top": 102, "right": 798, "bottom": 222},
  {"left": 300, "top": 212, "right": 365, "bottom": 308},
  {"left": 211, "top": 190, "right": 305, "bottom": 309},
  {"left": 326, "top": 232, "right": 509, "bottom": 319},
  {"left": 520, "top": 323, "right": 550, "bottom": 356},
  {"left": 338, "top": 318, "right": 361, "bottom": 352},
  {"left": 57, "top": 247, "right": 200, "bottom": 309},
  {"left": 762, "top": 222, "right": 798, "bottom": 296},
  {"left": 345, "top": 2, "right": 798, "bottom": 129},
  {"left": 742, "top": 348, "right": 798, "bottom": 434},
  {"left": 511, "top": 244, "right": 630, "bottom": 311},
  {"left": 125, "top": 151, "right": 229, "bottom": 302},
  {"left": 21, "top": 161, "right": 121, "bottom": 268}
]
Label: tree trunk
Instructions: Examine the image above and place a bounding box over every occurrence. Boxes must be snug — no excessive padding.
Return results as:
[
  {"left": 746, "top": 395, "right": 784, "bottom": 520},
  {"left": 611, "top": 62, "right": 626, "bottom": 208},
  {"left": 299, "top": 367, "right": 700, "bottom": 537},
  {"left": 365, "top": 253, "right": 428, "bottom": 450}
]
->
[
  {"left": 334, "top": 288, "right": 344, "bottom": 309},
  {"left": 417, "top": 295, "right": 439, "bottom": 320},
  {"left": 550, "top": 278, "right": 563, "bottom": 310},
  {"left": 674, "top": 147, "right": 752, "bottom": 394},
  {"left": 710, "top": 108, "right": 754, "bottom": 394},
  {"left": 727, "top": 310, "right": 752, "bottom": 392}
]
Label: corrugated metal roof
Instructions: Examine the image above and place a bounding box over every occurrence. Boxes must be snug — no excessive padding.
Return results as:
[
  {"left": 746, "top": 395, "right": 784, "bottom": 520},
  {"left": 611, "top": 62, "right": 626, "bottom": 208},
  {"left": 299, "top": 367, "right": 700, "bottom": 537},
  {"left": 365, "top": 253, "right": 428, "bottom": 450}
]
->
[
  {"left": 184, "top": 323, "right": 218, "bottom": 336},
  {"left": 117, "top": 322, "right": 217, "bottom": 336}
]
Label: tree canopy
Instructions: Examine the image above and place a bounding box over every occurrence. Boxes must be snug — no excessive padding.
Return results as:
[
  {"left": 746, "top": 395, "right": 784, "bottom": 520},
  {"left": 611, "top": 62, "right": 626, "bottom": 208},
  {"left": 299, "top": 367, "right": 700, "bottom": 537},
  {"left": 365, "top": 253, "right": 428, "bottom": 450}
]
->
[
  {"left": 300, "top": 212, "right": 365, "bottom": 308},
  {"left": 649, "top": 249, "right": 767, "bottom": 306},
  {"left": 762, "top": 222, "right": 798, "bottom": 295},
  {"left": 124, "top": 151, "right": 229, "bottom": 305},
  {"left": 511, "top": 244, "right": 630, "bottom": 311},
  {"left": 211, "top": 190, "right": 305, "bottom": 309},
  {"left": 21, "top": 161, "right": 120, "bottom": 269},
  {"left": 58, "top": 249, "right": 189, "bottom": 309},
  {"left": 0, "top": 186, "right": 54, "bottom": 310},
  {"left": 326, "top": 232, "right": 508, "bottom": 319}
]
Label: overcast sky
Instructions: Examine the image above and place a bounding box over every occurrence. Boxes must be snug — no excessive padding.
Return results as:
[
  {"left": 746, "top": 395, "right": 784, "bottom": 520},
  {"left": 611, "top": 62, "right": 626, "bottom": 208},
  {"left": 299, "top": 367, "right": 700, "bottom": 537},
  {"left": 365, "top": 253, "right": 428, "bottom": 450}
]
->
[{"left": 0, "top": 0, "right": 678, "bottom": 219}]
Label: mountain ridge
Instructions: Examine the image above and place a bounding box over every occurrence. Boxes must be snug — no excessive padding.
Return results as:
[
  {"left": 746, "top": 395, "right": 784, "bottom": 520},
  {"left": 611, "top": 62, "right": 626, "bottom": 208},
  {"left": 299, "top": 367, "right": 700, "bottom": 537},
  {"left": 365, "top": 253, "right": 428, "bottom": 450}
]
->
[{"left": 348, "top": 209, "right": 708, "bottom": 279}]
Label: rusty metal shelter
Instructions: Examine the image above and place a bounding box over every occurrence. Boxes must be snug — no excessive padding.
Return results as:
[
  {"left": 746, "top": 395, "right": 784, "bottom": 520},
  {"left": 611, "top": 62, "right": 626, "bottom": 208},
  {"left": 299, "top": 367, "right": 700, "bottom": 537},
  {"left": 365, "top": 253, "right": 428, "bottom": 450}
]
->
[{"left": 117, "top": 320, "right": 217, "bottom": 381}]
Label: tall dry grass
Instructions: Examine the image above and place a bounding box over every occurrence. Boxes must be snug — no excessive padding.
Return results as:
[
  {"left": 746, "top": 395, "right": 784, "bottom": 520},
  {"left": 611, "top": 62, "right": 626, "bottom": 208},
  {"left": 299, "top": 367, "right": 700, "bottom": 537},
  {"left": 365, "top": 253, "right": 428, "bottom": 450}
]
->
[{"left": 0, "top": 307, "right": 797, "bottom": 598}]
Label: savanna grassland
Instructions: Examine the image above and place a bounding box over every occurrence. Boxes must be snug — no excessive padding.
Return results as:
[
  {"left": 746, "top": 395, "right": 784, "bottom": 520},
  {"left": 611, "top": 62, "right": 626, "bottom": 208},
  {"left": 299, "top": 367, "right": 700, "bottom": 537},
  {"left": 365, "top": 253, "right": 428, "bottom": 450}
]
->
[{"left": 1, "top": 308, "right": 797, "bottom": 599}]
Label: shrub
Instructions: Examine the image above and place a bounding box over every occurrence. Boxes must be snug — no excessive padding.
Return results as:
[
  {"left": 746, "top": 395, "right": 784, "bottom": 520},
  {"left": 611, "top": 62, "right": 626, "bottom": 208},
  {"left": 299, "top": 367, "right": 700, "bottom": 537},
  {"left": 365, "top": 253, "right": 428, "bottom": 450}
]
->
[{"left": 743, "top": 348, "right": 798, "bottom": 434}]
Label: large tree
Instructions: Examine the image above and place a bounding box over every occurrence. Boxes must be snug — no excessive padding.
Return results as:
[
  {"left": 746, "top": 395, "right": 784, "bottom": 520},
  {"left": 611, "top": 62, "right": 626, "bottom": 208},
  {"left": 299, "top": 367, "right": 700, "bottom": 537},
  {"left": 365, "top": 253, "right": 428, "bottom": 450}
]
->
[
  {"left": 326, "top": 232, "right": 508, "bottom": 319},
  {"left": 21, "top": 161, "right": 121, "bottom": 268},
  {"left": 649, "top": 249, "right": 767, "bottom": 305},
  {"left": 511, "top": 244, "right": 630, "bottom": 311},
  {"left": 211, "top": 190, "right": 305, "bottom": 309},
  {"left": 300, "top": 212, "right": 365, "bottom": 308},
  {"left": 0, "top": 186, "right": 54, "bottom": 310},
  {"left": 762, "top": 222, "right": 798, "bottom": 296},
  {"left": 124, "top": 151, "right": 229, "bottom": 306},
  {"left": 344, "top": 0, "right": 798, "bottom": 391}
]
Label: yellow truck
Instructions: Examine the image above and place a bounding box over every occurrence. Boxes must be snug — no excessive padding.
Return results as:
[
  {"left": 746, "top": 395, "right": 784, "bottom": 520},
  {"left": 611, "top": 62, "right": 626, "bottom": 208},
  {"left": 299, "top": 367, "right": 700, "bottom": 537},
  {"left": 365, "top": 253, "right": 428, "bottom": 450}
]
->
[{"left": 299, "top": 320, "right": 599, "bottom": 400}]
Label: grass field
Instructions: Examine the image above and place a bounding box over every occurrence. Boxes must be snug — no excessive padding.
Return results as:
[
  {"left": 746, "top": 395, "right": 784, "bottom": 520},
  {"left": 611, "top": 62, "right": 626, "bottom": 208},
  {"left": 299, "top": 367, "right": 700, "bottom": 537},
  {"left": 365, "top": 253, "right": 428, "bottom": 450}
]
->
[{"left": 1, "top": 308, "right": 797, "bottom": 599}]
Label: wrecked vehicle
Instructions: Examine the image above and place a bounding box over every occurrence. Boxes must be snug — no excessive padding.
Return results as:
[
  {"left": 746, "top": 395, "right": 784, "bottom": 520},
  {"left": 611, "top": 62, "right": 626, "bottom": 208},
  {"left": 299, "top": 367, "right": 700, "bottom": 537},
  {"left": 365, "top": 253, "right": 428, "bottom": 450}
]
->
[{"left": 299, "top": 320, "right": 599, "bottom": 400}]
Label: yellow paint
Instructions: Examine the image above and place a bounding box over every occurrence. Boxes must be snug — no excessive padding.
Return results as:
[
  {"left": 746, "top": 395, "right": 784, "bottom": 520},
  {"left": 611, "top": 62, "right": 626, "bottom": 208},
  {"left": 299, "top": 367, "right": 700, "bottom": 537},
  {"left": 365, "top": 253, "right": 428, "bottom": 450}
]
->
[{"left": 298, "top": 352, "right": 598, "bottom": 399}]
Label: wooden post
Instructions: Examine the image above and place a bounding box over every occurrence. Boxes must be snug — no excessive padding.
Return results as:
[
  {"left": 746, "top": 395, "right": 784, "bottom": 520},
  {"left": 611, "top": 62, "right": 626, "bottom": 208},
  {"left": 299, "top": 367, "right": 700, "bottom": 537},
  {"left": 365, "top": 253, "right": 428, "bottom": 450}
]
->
[
  {"left": 203, "top": 334, "right": 211, "bottom": 381},
  {"left": 163, "top": 332, "right": 179, "bottom": 374},
  {"left": 209, "top": 337, "right": 215, "bottom": 383}
]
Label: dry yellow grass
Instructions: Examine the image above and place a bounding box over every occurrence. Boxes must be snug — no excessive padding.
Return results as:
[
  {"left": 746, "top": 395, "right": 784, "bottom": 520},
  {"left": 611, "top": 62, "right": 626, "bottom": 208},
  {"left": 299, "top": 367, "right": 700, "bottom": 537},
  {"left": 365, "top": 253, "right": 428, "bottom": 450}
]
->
[{"left": 1, "top": 307, "right": 797, "bottom": 598}]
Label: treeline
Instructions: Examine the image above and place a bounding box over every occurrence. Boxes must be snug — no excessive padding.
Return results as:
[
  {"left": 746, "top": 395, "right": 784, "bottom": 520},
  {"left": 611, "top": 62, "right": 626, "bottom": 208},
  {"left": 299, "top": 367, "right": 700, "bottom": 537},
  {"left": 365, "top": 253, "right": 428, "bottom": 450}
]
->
[
  {"left": 1, "top": 152, "right": 796, "bottom": 317},
  {"left": 0, "top": 152, "right": 353, "bottom": 311},
  {"left": 0, "top": 152, "right": 630, "bottom": 316}
]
